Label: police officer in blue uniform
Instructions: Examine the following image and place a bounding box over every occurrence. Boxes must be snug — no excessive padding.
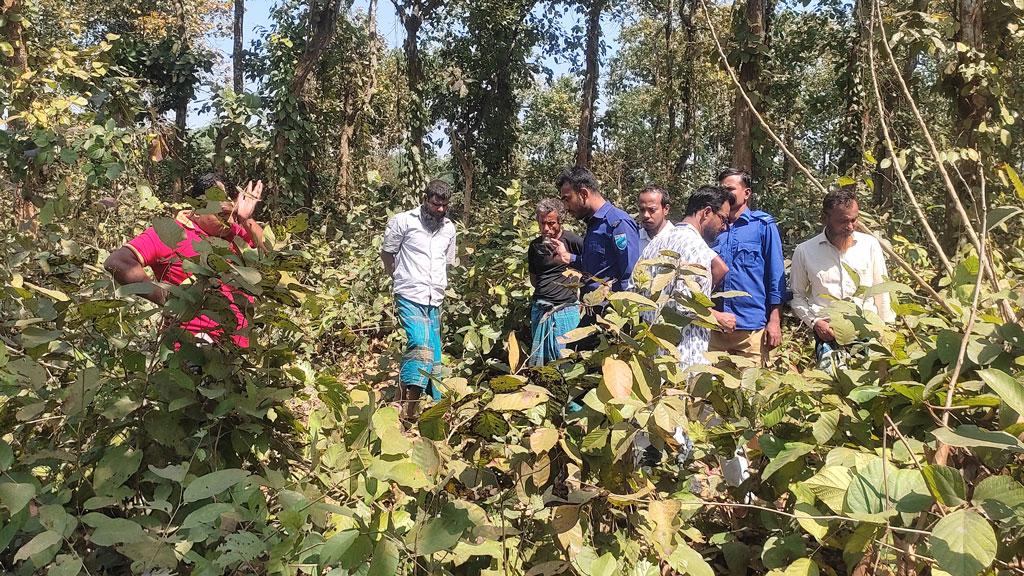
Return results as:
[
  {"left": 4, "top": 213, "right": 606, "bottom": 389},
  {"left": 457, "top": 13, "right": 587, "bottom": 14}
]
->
[
  {"left": 710, "top": 168, "right": 786, "bottom": 365},
  {"left": 549, "top": 167, "right": 640, "bottom": 316}
]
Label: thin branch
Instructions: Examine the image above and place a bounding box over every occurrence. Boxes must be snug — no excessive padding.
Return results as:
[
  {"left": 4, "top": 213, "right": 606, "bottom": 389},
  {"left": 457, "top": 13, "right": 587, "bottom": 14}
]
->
[
  {"left": 866, "top": 12, "right": 953, "bottom": 274},
  {"left": 933, "top": 158, "right": 987, "bottom": 467}
]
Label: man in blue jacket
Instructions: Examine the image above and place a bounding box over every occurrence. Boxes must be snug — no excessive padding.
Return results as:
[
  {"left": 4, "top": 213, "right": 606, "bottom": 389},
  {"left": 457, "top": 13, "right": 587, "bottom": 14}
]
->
[
  {"left": 549, "top": 166, "right": 640, "bottom": 313},
  {"left": 710, "top": 168, "right": 786, "bottom": 366}
]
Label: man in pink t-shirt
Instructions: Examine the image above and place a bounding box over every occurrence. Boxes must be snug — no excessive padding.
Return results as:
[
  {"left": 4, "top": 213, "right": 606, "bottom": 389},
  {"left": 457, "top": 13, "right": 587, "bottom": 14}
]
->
[{"left": 104, "top": 174, "right": 264, "bottom": 348}]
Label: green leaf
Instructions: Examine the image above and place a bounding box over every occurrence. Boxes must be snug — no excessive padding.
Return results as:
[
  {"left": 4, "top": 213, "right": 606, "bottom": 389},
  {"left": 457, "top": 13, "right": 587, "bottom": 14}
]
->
[
  {"left": 153, "top": 216, "right": 185, "bottom": 248},
  {"left": 0, "top": 440, "right": 12, "bottom": 472},
  {"left": 812, "top": 411, "right": 839, "bottom": 445},
  {"left": 148, "top": 463, "right": 188, "bottom": 483},
  {"left": 762, "top": 442, "right": 814, "bottom": 481},
  {"left": 921, "top": 465, "right": 966, "bottom": 507},
  {"left": 971, "top": 475, "right": 1024, "bottom": 527},
  {"left": 13, "top": 530, "right": 62, "bottom": 563},
  {"left": 48, "top": 554, "right": 84, "bottom": 576},
  {"left": 932, "top": 425, "right": 1024, "bottom": 452},
  {"left": 784, "top": 558, "right": 820, "bottom": 576},
  {"left": 366, "top": 539, "right": 399, "bottom": 576},
  {"left": 183, "top": 469, "right": 251, "bottom": 503},
  {"left": 320, "top": 529, "right": 360, "bottom": 566},
  {"left": 410, "top": 503, "right": 473, "bottom": 556},
  {"left": 21, "top": 326, "right": 62, "bottom": 348},
  {"left": 977, "top": 369, "right": 1024, "bottom": 418},
  {"left": 929, "top": 509, "right": 996, "bottom": 576},
  {"left": 0, "top": 482, "right": 36, "bottom": 514},
  {"left": 371, "top": 407, "right": 412, "bottom": 455},
  {"left": 666, "top": 541, "right": 714, "bottom": 576},
  {"left": 93, "top": 445, "right": 142, "bottom": 496},
  {"left": 181, "top": 503, "right": 234, "bottom": 529},
  {"left": 471, "top": 410, "right": 508, "bottom": 439},
  {"left": 487, "top": 385, "right": 548, "bottom": 411},
  {"left": 89, "top": 517, "right": 147, "bottom": 546},
  {"left": 488, "top": 374, "right": 527, "bottom": 392},
  {"left": 589, "top": 552, "right": 618, "bottom": 576}
]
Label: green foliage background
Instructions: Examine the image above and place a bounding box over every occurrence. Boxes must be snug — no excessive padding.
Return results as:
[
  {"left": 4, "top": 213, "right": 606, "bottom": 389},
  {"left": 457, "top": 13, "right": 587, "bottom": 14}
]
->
[{"left": 2, "top": 0, "right": 1024, "bottom": 574}]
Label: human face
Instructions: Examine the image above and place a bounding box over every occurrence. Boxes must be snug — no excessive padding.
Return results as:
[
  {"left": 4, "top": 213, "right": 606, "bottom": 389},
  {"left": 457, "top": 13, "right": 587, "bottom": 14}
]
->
[
  {"left": 537, "top": 211, "right": 562, "bottom": 239},
  {"left": 824, "top": 200, "right": 859, "bottom": 243},
  {"left": 559, "top": 182, "right": 588, "bottom": 219},
  {"left": 193, "top": 201, "right": 236, "bottom": 238},
  {"left": 637, "top": 191, "right": 669, "bottom": 236},
  {"left": 423, "top": 195, "right": 449, "bottom": 221},
  {"left": 720, "top": 174, "right": 749, "bottom": 220},
  {"left": 699, "top": 202, "right": 731, "bottom": 243}
]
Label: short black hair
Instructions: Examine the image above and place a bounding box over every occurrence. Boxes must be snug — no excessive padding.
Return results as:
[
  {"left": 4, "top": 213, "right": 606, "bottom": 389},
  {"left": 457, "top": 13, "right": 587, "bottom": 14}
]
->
[
  {"left": 424, "top": 179, "right": 452, "bottom": 202},
  {"left": 639, "top": 184, "right": 670, "bottom": 207},
  {"left": 684, "top": 185, "right": 733, "bottom": 217},
  {"left": 717, "top": 167, "right": 752, "bottom": 191},
  {"left": 190, "top": 172, "right": 237, "bottom": 200},
  {"left": 822, "top": 187, "right": 858, "bottom": 213},
  {"left": 555, "top": 167, "right": 600, "bottom": 195}
]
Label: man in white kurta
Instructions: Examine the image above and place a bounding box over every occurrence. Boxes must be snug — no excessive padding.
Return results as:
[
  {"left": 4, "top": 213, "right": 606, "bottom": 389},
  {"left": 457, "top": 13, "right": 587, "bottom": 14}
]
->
[{"left": 790, "top": 188, "right": 895, "bottom": 371}]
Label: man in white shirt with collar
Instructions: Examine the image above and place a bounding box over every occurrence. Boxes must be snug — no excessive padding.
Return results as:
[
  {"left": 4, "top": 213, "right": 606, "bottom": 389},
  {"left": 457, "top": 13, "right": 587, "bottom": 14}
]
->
[
  {"left": 380, "top": 180, "right": 457, "bottom": 419},
  {"left": 637, "top": 184, "right": 672, "bottom": 255},
  {"left": 790, "top": 187, "right": 895, "bottom": 370}
]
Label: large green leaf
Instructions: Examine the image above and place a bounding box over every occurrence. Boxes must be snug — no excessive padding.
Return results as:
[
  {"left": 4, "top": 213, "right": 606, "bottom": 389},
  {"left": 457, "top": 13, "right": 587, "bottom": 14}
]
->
[
  {"left": 320, "top": 529, "right": 360, "bottom": 566},
  {"left": 92, "top": 445, "right": 142, "bottom": 496},
  {"left": 666, "top": 541, "right": 714, "bottom": 576},
  {"left": 12, "top": 530, "right": 61, "bottom": 563},
  {"left": 0, "top": 482, "right": 35, "bottom": 514},
  {"left": 182, "top": 469, "right": 251, "bottom": 503},
  {"left": 409, "top": 502, "right": 474, "bottom": 556},
  {"left": 371, "top": 407, "right": 411, "bottom": 455},
  {"left": 762, "top": 442, "right": 814, "bottom": 481},
  {"left": 929, "top": 509, "right": 996, "bottom": 576},
  {"left": 486, "top": 385, "right": 549, "bottom": 411},
  {"left": 801, "top": 466, "right": 852, "bottom": 514},
  {"left": 932, "top": 425, "right": 1024, "bottom": 452},
  {"left": 366, "top": 539, "right": 399, "bottom": 576},
  {"left": 89, "top": 517, "right": 147, "bottom": 546},
  {"left": 977, "top": 369, "right": 1024, "bottom": 418},
  {"left": 471, "top": 410, "right": 509, "bottom": 439},
  {"left": 589, "top": 552, "right": 619, "bottom": 576},
  {"left": 971, "top": 475, "right": 1024, "bottom": 529},
  {"left": 921, "top": 465, "right": 966, "bottom": 507}
]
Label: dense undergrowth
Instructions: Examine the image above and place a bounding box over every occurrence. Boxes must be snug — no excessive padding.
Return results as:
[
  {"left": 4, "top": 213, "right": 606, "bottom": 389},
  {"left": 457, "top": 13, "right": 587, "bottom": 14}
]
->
[{"left": 1, "top": 178, "right": 1024, "bottom": 576}]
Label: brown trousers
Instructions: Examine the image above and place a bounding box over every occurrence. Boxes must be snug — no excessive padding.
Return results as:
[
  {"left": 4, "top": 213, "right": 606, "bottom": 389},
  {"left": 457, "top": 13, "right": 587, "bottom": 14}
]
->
[{"left": 709, "top": 329, "right": 767, "bottom": 367}]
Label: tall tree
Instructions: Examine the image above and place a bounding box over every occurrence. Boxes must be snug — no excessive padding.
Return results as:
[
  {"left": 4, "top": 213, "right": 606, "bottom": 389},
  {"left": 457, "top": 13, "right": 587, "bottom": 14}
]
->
[
  {"left": 3, "top": 0, "right": 35, "bottom": 224},
  {"left": 729, "top": 0, "right": 770, "bottom": 178},
  {"left": 575, "top": 0, "right": 606, "bottom": 169},
  {"left": 393, "top": 0, "right": 443, "bottom": 192},
  {"left": 335, "top": 0, "right": 380, "bottom": 200},
  {"left": 233, "top": 0, "right": 244, "bottom": 93}
]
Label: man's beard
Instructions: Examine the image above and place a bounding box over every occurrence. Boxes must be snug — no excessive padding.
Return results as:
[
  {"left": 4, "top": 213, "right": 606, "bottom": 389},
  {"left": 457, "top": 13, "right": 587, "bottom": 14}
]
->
[{"left": 422, "top": 209, "right": 444, "bottom": 230}]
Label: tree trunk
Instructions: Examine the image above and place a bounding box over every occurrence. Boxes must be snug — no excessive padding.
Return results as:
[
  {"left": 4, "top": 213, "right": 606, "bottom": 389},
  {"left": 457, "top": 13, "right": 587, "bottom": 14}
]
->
[
  {"left": 943, "top": 0, "right": 986, "bottom": 251},
  {"left": 336, "top": 0, "right": 379, "bottom": 201},
  {"left": 575, "top": 0, "right": 604, "bottom": 169},
  {"left": 450, "top": 128, "right": 474, "bottom": 225},
  {"left": 836, "top": 0, "right": 869, "bottom": 174},
  {"left": 673, "top": 0, "right": 698, "bottom": 175},
  {"left": 871, "top": 0, "right": 927, "bottom": 208},
  {"left": 663, "top": 0, "right": 675, "bottom": 176},
  {"left": 395, "top": 0, "right": 437, "bottom": 192},
  {"left": 730, "top": 0, "right": 768, "bottom": 175},
  {"left": 233, "top": 0, "right": 244, "bottom": 92},
  {"left": 3, "top": 0, "right": 36, "bottom": 225},
  {"left": 173, "top": 97, "right": 188, "bottom": 199}
]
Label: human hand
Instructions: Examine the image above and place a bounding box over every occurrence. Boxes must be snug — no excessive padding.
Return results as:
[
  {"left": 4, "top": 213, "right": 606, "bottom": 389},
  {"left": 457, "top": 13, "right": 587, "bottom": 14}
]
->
[
  {"left": 764, "top": 318, "right": 782, "bottom": 349},
  {"left": 546, "top": 237, "right": 571, "bottom": 265},
  {"left": 713, "top": 310, "right": 736, "bottom": 333},
  {"left": 234, "top": 180, "right": 263, "bottom": 221},
  {"left": 813, "top": 318, "right": 835, "bottom": 342}
]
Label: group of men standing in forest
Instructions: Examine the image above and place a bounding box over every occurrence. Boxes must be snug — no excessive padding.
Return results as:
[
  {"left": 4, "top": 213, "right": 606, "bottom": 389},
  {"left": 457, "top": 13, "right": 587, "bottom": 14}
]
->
[
  {"left": 380, "top": 167, "right": 895, "bottom": 418},
  {"left": 100, "top": 165, "right": 895, "bottom": 422}
]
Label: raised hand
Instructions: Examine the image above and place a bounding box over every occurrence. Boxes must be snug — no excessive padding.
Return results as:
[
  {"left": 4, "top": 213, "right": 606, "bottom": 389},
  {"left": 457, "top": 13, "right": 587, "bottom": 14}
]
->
[{"left": 234, "top": 180, "right": 264, "bottom": 222}]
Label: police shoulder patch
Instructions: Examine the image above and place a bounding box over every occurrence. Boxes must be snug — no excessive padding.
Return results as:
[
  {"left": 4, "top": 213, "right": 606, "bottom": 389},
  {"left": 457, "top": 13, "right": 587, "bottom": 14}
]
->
[{"left": 614, "top": 233, "right": 628, "bottom": 250}]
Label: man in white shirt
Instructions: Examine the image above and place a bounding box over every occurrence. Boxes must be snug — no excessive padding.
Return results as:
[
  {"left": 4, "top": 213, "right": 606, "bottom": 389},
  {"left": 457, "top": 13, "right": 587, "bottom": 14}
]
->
[
  {"left": 380, "top": 180, "right": 457, "bottom": 418},
  {"left": 790, "top": 187, "right": 895, "bottom": 371},
  {"left": 637, "top": 184, "right": 672, "bottom": 255}
]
